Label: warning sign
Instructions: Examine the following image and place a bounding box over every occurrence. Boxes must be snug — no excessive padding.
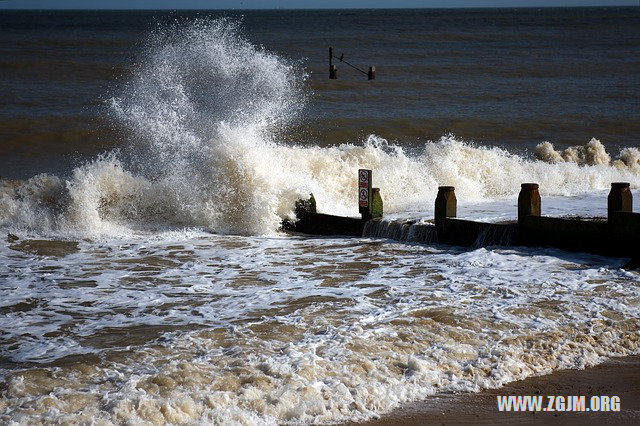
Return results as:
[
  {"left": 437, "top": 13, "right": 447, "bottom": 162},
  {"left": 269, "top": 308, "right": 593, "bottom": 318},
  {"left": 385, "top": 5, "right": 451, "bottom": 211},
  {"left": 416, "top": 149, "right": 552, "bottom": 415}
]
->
[
  {"left": 359, "top": 188, "right": 368, "bottom": 201},
  {"left": 358, "top": 169, "right": 371, "bottom": 209}
]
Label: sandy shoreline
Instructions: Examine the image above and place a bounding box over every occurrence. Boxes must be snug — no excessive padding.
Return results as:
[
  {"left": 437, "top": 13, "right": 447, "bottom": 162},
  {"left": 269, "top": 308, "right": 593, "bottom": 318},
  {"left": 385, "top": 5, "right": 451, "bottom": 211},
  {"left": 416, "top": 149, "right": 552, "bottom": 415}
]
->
[{"left": 353, "top": 355, "right": 640, "bottom": 425}]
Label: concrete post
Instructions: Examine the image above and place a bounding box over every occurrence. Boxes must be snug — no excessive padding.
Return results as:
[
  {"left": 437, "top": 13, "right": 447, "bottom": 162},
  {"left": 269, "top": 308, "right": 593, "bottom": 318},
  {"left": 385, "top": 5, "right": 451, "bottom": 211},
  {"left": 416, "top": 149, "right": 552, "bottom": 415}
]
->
[
  {"left": 330, "top": 65, "right": 337, "bottom": 79},
  {"left": 518, "top": 183, "right": 541, "bottom": 223},
  {"left": 368, "top": 66, "right": 376, "bottom": 80},
  {"left": 435, "top": 186, "right": 456, "bottom": 221},
  {"left": 371, "top": 188, "right": 383, "bottom": 218},
  {"left": 608, "top": 182, "right": 632, "bottom": 219}
]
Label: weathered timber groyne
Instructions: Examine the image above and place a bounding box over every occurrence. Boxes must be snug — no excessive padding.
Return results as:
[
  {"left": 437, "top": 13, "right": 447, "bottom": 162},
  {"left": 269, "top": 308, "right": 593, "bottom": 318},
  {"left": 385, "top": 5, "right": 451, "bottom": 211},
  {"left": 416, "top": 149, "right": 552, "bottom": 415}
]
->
[
  {"left": 516, "top": 182, "right": 638, "bottom": 257},
  {"left": 281, "top": 170, "right": 639, "bottom": 262}
]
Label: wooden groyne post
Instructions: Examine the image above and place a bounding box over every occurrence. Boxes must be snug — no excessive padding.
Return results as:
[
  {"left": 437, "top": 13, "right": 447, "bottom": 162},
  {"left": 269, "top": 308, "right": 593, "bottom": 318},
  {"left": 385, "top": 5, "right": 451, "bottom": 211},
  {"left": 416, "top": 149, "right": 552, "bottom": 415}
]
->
[
  {"left": 607, "top": 182, "right": 638, "bottom": 262},
  {"left": 431, "top": 182, "right": 637, "bottom": 260},
  {"left": 518, "top": 183, "right": 541, "bottom": 224},
  {"left": 517, "top": 182, "right": 638, "bottom": 258},
  {"left": 608, "top": 182, "right": 633, "bottom": 219},
  {"left": 371, "top": 187, "right": 383, "bottom": 218},
  {"left": 282, "top": 169, "right": 383, "bottom": 236},
  {"left": 434, "top": 186, "right": 457, "bottom": 221},
  {"left": 283, "top": 172, "right": 637, "bottom": 264},
  {"left": 434, "top": 186, "right": 515, "bottom": 246}
]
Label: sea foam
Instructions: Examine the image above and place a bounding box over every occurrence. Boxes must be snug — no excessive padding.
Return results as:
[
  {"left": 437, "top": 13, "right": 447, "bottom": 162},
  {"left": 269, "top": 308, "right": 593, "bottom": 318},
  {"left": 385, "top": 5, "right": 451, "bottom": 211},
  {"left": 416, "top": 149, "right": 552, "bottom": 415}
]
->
[
  {"left": 0, "top": 19, "right": 639, "bottom": 238},
  {"left": 1, "top": 233, "right": 638, "bottom": 424}
]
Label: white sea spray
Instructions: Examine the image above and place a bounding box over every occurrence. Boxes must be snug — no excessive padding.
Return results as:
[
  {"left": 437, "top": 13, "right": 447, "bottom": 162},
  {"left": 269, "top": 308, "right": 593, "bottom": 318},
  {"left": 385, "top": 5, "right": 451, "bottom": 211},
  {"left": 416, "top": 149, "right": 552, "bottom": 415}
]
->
[{"left": 1, "top": 20, "right": 639, "bottom": 237}]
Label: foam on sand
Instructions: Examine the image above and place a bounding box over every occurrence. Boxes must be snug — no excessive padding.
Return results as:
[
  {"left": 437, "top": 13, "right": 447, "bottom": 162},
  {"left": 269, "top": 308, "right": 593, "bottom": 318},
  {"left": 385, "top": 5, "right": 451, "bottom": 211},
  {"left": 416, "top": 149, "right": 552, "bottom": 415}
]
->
[{"left": 0, "top": 234, "right": 638, "bottom": 424}]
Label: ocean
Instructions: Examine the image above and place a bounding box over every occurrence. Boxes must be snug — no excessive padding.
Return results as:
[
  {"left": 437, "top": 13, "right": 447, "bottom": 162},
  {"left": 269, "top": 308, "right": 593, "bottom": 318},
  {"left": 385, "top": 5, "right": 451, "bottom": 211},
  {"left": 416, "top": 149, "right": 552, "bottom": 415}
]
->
[{"left": 1, "top": 7, "right": 639, "bottom": 424}]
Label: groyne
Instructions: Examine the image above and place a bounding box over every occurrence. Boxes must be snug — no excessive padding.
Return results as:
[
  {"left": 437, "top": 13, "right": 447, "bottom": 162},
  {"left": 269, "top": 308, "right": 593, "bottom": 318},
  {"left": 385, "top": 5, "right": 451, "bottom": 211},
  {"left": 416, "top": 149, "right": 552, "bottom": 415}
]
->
[{"left": 282, "top": 170, "right": 638, "bottom": 263}]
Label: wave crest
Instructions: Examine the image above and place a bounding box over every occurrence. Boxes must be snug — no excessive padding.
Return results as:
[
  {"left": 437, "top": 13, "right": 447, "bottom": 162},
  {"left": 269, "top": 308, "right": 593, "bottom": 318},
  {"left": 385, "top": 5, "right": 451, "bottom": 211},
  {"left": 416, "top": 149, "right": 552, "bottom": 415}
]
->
[
  {"left": 1, "top": 20, "right": 639, "bottom": 237},
  {"left": 535, "top": 138, "right": 640, "bottom": 174}
]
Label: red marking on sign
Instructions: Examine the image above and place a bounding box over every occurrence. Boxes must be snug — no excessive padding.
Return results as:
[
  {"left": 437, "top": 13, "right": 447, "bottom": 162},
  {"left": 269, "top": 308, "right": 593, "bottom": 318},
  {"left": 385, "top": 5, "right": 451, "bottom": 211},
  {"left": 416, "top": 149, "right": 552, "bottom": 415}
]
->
[
  {"left": 359, "top": 187, "right": 369, "bottom": 207},
  {"left": 358, "top": 169, "right": 371, "bottom": 209}
]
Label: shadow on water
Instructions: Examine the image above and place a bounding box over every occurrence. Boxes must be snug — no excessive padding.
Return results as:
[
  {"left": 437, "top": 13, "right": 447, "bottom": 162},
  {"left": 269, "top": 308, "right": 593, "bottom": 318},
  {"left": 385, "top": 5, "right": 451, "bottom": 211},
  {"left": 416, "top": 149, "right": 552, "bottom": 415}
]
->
[
  {"left": 9, "top": 239, "right": 80, "bottom": 257},
  {"left": 293, "top": 232, "right": 635, "bottom": 272}
]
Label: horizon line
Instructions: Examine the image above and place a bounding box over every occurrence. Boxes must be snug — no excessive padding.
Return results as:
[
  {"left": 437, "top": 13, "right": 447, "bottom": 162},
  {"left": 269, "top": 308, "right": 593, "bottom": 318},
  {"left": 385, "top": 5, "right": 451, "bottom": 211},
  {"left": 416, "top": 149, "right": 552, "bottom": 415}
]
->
[{"left": 1, "top": 5, "right": 638, "bottom": 10}]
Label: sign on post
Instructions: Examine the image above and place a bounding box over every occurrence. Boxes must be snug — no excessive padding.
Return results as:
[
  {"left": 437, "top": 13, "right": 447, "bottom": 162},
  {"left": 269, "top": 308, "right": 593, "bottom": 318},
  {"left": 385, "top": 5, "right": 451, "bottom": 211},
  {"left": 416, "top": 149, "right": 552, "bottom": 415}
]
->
[{"left": 358, "top": 169, "right": 372, "bottom": 219}]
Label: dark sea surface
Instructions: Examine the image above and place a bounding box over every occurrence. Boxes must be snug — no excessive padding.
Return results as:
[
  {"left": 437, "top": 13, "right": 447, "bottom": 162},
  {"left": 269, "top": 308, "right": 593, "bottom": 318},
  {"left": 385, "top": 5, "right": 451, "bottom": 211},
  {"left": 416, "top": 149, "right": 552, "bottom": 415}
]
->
[{"left": 1, "top": 8, "right": 638, "bottom": 179}]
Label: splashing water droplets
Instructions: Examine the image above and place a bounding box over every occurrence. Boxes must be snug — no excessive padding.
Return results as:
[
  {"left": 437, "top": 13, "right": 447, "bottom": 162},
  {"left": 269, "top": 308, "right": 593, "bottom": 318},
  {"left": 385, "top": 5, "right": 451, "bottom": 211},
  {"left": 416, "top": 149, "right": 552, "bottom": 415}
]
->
[
  {"left": 1, "top": 19, "right": 639, "bottom": 237},
  {"left": 106, "top": 18, "right": 309, "bottom": 235}
]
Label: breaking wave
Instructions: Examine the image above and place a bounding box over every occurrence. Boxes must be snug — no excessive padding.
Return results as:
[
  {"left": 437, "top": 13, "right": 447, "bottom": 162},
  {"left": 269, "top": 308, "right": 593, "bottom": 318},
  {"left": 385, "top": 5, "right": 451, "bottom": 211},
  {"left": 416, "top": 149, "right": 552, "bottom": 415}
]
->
[
  {"left": 536, "top": 138, "right": 640, "bottom": 172},
  {"left": 0, "top": 19, "right": 639, "bottom": 237}
]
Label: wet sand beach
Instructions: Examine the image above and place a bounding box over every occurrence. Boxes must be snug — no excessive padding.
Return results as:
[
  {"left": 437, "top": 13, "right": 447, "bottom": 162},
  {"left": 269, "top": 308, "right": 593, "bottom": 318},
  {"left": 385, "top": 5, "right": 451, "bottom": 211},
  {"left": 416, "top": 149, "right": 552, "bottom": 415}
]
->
[{"left": 358, "top": 355, "right": 640, "bottom": 425}]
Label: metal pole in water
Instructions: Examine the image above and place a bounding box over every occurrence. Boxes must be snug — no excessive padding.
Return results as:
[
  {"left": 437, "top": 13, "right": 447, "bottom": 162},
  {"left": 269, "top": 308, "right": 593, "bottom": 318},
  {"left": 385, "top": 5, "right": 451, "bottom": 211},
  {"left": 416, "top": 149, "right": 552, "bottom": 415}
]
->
[
  {"left": 368, "top": 66, "right": 376, "bottom": 80},
  {"left": 329, "top": 47, "right": 337, "bottom": 79}
]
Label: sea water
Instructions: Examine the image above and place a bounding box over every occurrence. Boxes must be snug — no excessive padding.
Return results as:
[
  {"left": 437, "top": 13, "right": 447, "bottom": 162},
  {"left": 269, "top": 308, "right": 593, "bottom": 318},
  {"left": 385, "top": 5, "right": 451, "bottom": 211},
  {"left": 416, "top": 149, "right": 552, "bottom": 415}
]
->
[{"left": 0, "top": 8, "right": 639, "bottom": 425}]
